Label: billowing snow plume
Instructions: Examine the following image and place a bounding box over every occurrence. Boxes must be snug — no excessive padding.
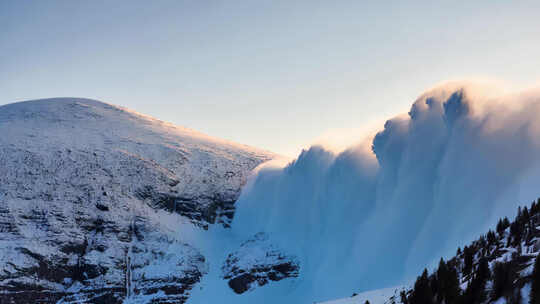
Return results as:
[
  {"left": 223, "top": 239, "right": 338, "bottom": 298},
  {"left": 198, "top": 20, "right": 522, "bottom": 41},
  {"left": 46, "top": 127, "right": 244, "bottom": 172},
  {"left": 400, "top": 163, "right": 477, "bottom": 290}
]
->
[{"left": 229, "top": 83, "right": 540, "bottom": 302}]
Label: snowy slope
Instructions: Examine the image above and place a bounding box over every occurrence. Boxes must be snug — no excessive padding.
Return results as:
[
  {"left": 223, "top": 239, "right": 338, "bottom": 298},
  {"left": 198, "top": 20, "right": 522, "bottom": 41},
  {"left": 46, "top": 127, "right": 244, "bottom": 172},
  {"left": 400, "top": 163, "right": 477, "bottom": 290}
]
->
[
  {"left": 317, "top": 287, "right": 405, "bottom": 304},
  {"left": 320, "top": 202, "right": 540, "bottom": 304},
  {"left": 221, "top": 84, "right": 540, "bottom": 303},
  {"left": 5, "top": 84, "right": 540, "bottom": 304},
  {"left": 0, "top": 98, "right": 275, "bottom": 303},
  {"left": 0, "top": 98, "right": 274, "bottom": 219}
]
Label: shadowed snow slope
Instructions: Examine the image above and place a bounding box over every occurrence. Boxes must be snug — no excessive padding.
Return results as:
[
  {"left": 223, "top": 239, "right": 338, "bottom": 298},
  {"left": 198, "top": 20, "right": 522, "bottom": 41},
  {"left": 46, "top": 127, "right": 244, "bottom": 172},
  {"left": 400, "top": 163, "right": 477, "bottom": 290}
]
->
[
  {"left": 225, "top": 83, "right": 540, "bottom": 303},
  {"left": 316, "top": 286, "right": 405, "bottom": 304}
]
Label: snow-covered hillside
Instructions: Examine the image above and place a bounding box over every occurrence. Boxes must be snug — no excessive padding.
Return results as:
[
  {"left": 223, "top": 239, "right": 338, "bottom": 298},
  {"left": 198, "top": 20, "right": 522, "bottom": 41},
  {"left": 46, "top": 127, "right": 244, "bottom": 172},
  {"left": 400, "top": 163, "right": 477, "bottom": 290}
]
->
[
  {"left": 5, "top": 84, "right": 540, "bottom": 304},
  {"left": 321, "top": 201, "right": 540, "bottom": 304},
  {"left": 0, "top": 98, "right": 275, "bottom": 303},
  {"left": 317, "top": 287, "right": 405, "bottom": 304}
]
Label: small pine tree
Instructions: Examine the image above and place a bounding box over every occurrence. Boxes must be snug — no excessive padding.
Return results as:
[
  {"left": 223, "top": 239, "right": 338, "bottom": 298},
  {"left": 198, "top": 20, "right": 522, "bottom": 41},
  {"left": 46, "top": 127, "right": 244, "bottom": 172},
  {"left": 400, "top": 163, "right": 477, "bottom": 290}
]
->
[
  {"left": 445, "top": 264, "right": 461, "bottom": 304},
  {"left": 409, "top": 269, "right": 433, "bottom": 304},
  {"left": 487, "top": 230, "right": 497, "bottom": 245},
  {"left": 510, "top": 220, "right": 524, "bottom": 247},
  {"left": 463, "top": 246, "right": 474, "bottom": 277},
  {"left": 497, "top": 219, "right": 505, "bottom": 235},
  {"left": 429, "top": 273, "right": 438, "bottom": 297},
  {"left": 400, "top": 290, "right": 408, "bottom": 304},
  {"left": 531, "top": 200, "right": 538, "bottom": 214},
  {"left": 477, "top": 257, "right": 491, "bottom": 282},
  {"left": 435, "top": 258, "right": 447, "bottom": 303},
  {"left": 492, "top": 261, "right": 517, "bottom": 301},
  {"left": 523, "top": 206, "right": 530, "bottom": 222},
  {"left": 530, "top": 254, "right": 540, "bottom": 304},
  {"left": 503, "top": 217, "right": 511, "bottom": 229},
  {"left": 461, "top": 257, "right": 490, "bottom": 304},
  {"left": 497, "top": 217, "right": 510, "bottom": 236}
]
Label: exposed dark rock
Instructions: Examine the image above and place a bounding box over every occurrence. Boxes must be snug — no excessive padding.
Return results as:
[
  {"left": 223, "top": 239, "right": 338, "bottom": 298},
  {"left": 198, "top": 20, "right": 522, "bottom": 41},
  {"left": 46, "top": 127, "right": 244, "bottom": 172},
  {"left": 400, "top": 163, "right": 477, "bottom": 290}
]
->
[
  {"left": 95, "top": 203, "right": 109, "bottom": 211},
  {"left": 222, "top": 233, "right": 300, "bottom": 294},
  {"left": 225, "top": 261, "right": 299, "bottom": 294},
  {"left": 0, "top": 241, "right": 206, "bottom": 304},
  {"left": 15, "top": 247, "right": 107, "bottom": 283},
  {"left": 135, "top": 185, "right": 236, "bottom": 229}
]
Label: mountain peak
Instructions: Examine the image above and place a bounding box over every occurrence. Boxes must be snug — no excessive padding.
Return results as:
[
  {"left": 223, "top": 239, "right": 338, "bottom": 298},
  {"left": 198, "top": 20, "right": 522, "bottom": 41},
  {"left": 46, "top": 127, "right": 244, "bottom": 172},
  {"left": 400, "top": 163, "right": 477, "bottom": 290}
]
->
[
  {"left": 0, "top": 97, "right": 277, "bottom": 303},
  {"left": 1, "top": 97, "right": 276, "bottom": 160}
]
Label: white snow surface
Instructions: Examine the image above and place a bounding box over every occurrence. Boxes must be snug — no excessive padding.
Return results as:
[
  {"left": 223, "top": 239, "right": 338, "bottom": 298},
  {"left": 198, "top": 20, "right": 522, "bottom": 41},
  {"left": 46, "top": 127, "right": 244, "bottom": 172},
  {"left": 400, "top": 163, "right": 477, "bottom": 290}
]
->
[
  {"left": 0, "top": 97, "right": 274, "bottom": 200},
  {"left": 226, "top": 84, "right": 540, "bottom": 302},
  {"left": 317, "top": 286, "right": 405, "bottom": 304},
  {"left": 0, "top": 98, "right": 276, "bottom": 303},
  {"left": 5, "top": 85, "right": 540, "bottom": 304}
]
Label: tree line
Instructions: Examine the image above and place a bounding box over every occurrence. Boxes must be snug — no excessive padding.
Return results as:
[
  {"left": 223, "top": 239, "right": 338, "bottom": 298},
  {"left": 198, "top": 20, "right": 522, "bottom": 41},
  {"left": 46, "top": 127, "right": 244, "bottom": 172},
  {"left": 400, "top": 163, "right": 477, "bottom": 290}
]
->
[{"left": 401, "top": 199, "right": 540, "bottom": 304}]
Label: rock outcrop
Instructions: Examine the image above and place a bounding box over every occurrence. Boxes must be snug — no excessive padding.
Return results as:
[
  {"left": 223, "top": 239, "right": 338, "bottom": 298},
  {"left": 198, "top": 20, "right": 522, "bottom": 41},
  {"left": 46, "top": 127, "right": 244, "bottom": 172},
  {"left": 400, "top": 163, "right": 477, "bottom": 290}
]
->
[{"left": 222, "top": 233, "right": 300, "bottom": 294}]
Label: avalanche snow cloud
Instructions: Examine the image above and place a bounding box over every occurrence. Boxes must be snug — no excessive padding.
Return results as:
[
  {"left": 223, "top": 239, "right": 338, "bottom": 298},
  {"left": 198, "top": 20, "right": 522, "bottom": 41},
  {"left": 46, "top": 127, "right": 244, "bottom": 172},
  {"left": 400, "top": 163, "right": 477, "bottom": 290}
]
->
[{"left": 231, "top": 83, "right": 540, "bottom": 302}]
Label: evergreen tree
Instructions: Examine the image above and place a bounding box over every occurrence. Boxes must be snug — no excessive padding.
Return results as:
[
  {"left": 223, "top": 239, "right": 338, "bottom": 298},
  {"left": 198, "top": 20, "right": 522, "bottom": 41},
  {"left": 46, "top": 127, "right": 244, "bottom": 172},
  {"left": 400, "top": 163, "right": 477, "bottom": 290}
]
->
[
  {"left": 477, "top": 257, "right": 491, "bottom": 282},
  {"left": 446, "top": 265, "right": 461, "bottom": 304},
  {"left": 462, "top": 257, "right": 490, "bottom": 304},
  {"left": 409, "top": 269, "right": 433, "bottom": 304},
  {"left": 497, "top": 217, "right": 511, "bottom": 235},
  {"left": 435, "top": 258, "right": 447, "bottom": 303},
  {"left": 478, "top": 235, "right": 487, "bottom": 250},
  {"left": 497, "top": 219, "right": 505, "bottom": 235},
  {"left": 439, "top": 260, "right": 461, "bottom": 304},
  {"left": 530, "top": 254, "right": 540, "bottom": 304},
  {"left": 463, "top": 246, "right": 474, "bottom": 277},
  {"left": 523, "top": 206, "right": 530, "bottom": 223},
  {"left": 400, "top": 290, "right": 408, "bottom": 304},
  {"left": 531, "top": 200, "right": 538, "bottom": 214},
  {"left": 510, "top": 220, "right": 524, "bottom": 247},
  {"left": 429, "top": 273, "right": 438, "bottom": 298},
  {"left": 400, "top": 201, "right": 540, "bottom": 304},
  {"left": 507, "top": 285, "right": 523, "bottom": 304},
  {"left": 492, "top": 261, "right": 517, "bottom": 301},
  {"left": 487, "top": 230, "right": 497, "bottom": 245}
]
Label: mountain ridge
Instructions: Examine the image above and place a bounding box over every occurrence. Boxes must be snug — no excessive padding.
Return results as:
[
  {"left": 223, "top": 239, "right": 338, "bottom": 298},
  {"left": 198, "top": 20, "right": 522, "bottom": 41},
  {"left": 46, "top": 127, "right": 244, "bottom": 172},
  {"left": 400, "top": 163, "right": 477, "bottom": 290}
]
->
[
  {"left": 0, "top": 97, "right": 277, "bottom": 303},
  {"left": 0, "top": 97, "right": 276, "bottom": 158},
  {"left": 4, "top": 85, "right": 540, "bottom": 304}
]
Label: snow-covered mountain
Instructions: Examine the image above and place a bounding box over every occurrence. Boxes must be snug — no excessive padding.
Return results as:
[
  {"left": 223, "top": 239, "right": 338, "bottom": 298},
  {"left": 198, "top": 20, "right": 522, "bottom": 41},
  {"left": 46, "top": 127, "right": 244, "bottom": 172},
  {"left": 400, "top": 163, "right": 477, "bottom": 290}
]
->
[
  {"left": 0, "top": 98, "right": 277, "bottom": 303},
  {"left": 4, "top": 83, "right": 540, "bottom": 304}
]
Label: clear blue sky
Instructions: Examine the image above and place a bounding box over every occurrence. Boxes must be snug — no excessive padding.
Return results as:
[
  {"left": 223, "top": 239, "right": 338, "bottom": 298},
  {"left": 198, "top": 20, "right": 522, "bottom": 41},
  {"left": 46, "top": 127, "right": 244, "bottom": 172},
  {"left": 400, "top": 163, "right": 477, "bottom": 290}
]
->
[{"left": 2, "top": 0, "right": 540, "bottom": 156}]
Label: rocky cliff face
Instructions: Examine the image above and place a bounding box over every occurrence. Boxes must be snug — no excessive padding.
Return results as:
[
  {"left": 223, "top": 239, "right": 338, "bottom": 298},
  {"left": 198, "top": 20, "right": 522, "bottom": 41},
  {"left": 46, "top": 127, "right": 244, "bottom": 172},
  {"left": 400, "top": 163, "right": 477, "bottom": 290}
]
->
[
  {"left": 221, "top": 232, "right": 300, "bottom": 294},
  {"left": 0, "top": 98, "right": 275, "bottom": 303}
]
